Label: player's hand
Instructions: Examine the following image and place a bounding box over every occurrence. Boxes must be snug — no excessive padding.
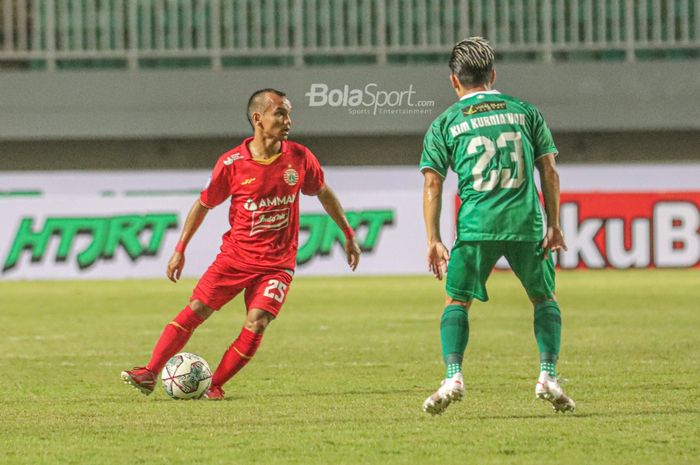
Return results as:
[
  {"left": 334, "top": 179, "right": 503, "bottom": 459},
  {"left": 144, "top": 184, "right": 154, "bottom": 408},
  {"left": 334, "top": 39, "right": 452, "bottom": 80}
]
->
[
  {"left": 541, "top": 226, "right": 568, "bottom": 259},
  {"left": 427, "top": 241, "right": 450, "bottom": 280},
  {"left": 166, "top": 252, "right": 185, "bottom": 283},
  {"left": 345, "top": 238, "right": 361, "bottom": 271}
]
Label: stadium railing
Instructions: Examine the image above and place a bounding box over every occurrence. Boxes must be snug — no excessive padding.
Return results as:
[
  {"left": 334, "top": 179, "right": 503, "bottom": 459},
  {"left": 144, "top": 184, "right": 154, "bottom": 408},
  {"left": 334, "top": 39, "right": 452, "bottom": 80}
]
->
[{"left": 0, "top": 0, "right": 697, "bottom": 71}]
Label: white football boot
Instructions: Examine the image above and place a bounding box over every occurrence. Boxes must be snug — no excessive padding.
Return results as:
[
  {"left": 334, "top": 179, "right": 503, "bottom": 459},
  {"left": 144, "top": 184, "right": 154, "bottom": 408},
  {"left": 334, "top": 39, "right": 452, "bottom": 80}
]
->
[
  {"left": 535, "top": 371, "right": 576, "bottom": 413},
  {"left": 422, "top": 373, "right": 465, "bottom": 415}
]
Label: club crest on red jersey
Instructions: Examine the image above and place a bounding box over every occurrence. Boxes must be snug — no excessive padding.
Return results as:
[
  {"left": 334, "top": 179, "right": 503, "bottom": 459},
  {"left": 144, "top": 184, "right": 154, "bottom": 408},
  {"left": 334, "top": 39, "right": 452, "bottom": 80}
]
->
[{"left": 283, "top": 167, "right": 299, "bottom": 186}]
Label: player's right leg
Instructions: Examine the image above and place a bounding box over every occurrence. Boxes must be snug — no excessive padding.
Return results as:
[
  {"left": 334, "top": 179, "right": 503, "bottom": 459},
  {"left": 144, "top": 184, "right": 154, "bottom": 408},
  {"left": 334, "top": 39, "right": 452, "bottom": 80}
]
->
[
  {"left": 423, "top": 241, "right": 500, "bottom": 415},
  {"left": 121, "top": 259, "right": 241, "bottom": 396},
  {"left": 535, "top": 369, "right": 576, "bottom": 413},
  {"left": 121, "top": 301, "right": 213, "bottom": 395},
  {"left": 422, "top": 297, "right": 470, "bottom": 415}
]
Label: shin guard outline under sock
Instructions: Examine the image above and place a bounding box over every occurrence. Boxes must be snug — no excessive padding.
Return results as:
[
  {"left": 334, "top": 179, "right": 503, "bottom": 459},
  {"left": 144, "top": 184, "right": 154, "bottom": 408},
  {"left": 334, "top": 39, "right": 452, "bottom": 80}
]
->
[
  {"left": 146, "top": 306, "right": 204, "bottom": 373},
  {"left": 211, "top": 327, "right": 264, "bottom": 387},
  {"left": 440, "top": 305, "right": 469, "bottom": 378},
  {"left": 534, "top": 301, "right": 562, "bottom": 377}
]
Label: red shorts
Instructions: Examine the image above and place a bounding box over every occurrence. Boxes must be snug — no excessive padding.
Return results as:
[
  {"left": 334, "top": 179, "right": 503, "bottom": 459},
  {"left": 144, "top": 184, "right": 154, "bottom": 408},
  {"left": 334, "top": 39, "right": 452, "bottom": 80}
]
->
[{"left": 190, "top": 259, "right": 293, "bottom": 316}]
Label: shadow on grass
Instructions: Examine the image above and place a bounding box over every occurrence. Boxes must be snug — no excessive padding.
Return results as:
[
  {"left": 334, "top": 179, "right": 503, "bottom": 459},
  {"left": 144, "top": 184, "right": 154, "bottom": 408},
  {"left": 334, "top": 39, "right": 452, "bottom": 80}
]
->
[
  {"left": 133, "top": 387, "right": 427, "bottom": 402},
  {"left": 469, "top": 408, "right": 700, "bottom": 421}
]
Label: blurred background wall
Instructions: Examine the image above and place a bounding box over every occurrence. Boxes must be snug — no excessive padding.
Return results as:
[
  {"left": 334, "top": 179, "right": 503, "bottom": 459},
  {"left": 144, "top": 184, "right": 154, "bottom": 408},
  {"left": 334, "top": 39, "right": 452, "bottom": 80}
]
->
[{"left": 1, "top": 0, "right": 698, "bottom": 170}]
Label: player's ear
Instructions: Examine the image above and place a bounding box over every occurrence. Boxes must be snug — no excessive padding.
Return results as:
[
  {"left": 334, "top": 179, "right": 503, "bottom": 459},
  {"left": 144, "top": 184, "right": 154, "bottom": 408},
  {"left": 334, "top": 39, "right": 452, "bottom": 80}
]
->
[
  {"left": 449, "top": 73, "right": 460, "bottom": 90},
  {"left": 490, "top": 69, "right": 496, "bottom": 86},
  {"left": 252, "top": 111, "right": 263, "bottom": 129}
]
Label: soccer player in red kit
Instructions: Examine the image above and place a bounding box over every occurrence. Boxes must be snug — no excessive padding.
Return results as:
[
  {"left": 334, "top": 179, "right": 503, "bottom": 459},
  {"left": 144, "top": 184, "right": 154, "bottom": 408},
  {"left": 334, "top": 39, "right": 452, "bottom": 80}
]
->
[{"left": 121, "top": 89, "right": 361, "bottom": 399}]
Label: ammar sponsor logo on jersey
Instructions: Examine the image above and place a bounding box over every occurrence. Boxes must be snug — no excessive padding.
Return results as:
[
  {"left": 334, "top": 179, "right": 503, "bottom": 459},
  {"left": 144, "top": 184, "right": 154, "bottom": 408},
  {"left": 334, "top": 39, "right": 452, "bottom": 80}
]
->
[{"left": 244, "top": 194, "right": 296, "bottom": 212}]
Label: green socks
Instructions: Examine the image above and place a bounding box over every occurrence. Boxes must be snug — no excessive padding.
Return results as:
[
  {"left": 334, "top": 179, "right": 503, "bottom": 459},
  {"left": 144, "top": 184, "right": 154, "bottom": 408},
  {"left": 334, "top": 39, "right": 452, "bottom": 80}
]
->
[
  {"left": 534, "top": 301, "right": 562, "bottom": 376},
  {"left": 440, "top": 305, "right": 469, "bottom": 378},
  {"left": 439, "top": 301, "right": 561, "bottom": 378}
]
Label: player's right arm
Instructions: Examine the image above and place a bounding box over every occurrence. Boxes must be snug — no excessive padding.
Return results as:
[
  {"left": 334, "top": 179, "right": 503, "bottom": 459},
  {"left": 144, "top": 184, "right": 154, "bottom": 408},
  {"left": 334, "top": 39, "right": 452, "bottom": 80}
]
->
[
  {"left": 167, "top": 154, "right": 232, "bottom": 282},
  {"left": 529, "top": 105, "right": 567, "bottom": 258},
  {"left": 167, "top": 200, "right": 210, "bottom": 283},
  {"left": 423, "top": 169, "right": 450, "bottom": 280},
  {"left": 420, "top": 119, "right": 451, "bottom": 280}
]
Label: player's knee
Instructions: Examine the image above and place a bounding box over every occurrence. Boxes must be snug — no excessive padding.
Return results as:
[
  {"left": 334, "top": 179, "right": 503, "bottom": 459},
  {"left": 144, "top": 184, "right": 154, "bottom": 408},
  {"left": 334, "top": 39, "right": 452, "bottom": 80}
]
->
[
  {"left": 244, "top": 310, "right": 275, "bottom": 334},
  {"left": 189, "top": 300, "right": 215, "bottom": 320},
  {"left": 244, "top": 318, "right": 270, "bottom": 334}
]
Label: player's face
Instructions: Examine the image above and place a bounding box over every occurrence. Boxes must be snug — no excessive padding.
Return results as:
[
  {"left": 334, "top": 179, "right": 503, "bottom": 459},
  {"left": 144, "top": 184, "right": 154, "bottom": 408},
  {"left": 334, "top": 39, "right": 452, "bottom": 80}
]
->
[{"left": 260, "top": 94, "right": 292, "bottom": 141}]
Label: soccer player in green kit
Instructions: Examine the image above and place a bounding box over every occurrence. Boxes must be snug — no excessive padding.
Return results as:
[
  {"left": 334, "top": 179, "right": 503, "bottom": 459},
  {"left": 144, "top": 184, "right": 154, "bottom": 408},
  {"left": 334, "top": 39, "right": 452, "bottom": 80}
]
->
[{"left": 420, "top": 37, "right": 576, "bottom": 415}]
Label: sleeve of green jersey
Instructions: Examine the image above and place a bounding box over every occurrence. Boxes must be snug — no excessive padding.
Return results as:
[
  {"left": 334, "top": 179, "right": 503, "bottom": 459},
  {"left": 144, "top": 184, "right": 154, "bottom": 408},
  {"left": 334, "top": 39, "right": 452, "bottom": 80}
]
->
[
  {"left": 531, "top": 108, "right": 558, "bottom": 159},
  {"left": 419, "top": 121, "right": 450, "bottom": 178}
]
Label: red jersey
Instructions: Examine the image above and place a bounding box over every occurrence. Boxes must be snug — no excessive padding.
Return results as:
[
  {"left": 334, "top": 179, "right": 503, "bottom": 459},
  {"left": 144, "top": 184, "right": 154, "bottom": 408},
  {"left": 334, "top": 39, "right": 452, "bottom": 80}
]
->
[{"left": 200, "top": 137, "right": 325, "bottom": 272}]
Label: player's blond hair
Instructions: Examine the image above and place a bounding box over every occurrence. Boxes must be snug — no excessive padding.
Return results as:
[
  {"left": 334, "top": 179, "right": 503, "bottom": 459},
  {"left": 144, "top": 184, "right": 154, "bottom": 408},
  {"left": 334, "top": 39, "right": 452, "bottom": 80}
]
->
[{"left": 449, "top": 37, "right": 495, "bottom": 87}]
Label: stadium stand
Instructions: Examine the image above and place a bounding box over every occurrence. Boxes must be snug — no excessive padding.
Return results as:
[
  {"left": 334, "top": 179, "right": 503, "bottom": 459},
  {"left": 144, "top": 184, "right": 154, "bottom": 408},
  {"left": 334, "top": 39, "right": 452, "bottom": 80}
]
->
[
  {"left": 0, "top": 1, "right": 698, "bottom": 169},
  {"left": 0, "top": 0, "right": 697, "bottom": 71}
]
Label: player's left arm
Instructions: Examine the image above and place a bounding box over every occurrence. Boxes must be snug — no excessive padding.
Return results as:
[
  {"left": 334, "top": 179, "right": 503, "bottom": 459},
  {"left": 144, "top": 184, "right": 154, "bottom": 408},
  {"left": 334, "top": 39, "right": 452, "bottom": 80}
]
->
[
  {"left": 535, "top": 153, "right": 568, "bottom": 257},
  {"left": 315, "top": 185, "right": 361, "bottom": 271}
]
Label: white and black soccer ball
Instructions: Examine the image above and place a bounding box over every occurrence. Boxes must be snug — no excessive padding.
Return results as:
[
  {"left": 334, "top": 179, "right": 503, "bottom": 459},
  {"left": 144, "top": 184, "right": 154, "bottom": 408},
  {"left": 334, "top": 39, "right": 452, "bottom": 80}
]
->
[{"left": 161, "top": 352, "right": 212, "bottom": 400}]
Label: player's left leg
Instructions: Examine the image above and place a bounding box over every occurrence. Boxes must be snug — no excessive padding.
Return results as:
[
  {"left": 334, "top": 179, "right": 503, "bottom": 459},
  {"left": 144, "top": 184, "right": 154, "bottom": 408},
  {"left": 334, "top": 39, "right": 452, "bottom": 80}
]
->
[
  {"left": 506, "top": 241, "right": 575, "bottom": 412},
  {"left": 205, "top": 270, "right": 292, "bottom": 399},
  {"left": 423, "top": 241, "right": 501, "bottom": 415},
  {"left": 205, "top": 308, "right": 274, "bottom": 399}
]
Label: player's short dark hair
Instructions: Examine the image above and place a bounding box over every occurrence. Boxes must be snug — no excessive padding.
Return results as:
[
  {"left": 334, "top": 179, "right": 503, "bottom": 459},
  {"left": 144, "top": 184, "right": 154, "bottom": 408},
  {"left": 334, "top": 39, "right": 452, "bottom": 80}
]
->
[
  {"left": 247, "top": 88, "right": 287, "bottom": 129},
  {"left": 449, "top": 37, "right": 495, "bottom": 87}
]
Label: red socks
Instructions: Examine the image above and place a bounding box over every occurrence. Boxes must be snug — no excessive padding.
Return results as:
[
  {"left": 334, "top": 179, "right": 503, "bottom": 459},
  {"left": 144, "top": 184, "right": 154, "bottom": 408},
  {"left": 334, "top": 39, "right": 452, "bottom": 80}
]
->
[
  {"left": 146, "top": 306, "right": 204, "bottom": 373},
  {"left": 211, "top": 328, "right": 264, "bottom": 387},
  {"left": 145, "top": 308, "right": 263, "bottom": 388}
]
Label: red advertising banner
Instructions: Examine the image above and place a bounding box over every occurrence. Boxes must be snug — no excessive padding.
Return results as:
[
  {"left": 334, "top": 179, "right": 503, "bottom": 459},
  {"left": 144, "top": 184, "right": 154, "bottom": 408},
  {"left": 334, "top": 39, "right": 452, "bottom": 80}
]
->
[
  {"left": 559, "top": 192, "right": 700, "bottom": 269},
  {"left": 455, "top": 192, "right": 700, "bottom": 269}
]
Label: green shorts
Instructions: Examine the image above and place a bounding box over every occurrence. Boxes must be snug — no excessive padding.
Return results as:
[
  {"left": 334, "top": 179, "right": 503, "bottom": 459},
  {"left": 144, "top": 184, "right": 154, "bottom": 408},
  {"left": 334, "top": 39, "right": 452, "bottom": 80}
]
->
[{"left": 446, "top": 240, "right": 556, "bottom": 302}]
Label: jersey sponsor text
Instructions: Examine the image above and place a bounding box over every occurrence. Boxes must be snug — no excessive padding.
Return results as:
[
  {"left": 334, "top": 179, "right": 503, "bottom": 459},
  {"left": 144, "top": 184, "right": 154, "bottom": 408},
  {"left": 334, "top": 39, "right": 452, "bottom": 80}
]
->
[{"left": 251, "top": 208, "right": 290, "bottom": 235}]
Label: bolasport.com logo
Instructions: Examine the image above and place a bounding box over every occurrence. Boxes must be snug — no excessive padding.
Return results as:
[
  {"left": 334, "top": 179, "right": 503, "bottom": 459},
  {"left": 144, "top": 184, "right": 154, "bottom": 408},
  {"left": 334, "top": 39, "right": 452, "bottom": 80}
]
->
[{"left": 305, "top": 83, "right": 435, "bottom": 116}]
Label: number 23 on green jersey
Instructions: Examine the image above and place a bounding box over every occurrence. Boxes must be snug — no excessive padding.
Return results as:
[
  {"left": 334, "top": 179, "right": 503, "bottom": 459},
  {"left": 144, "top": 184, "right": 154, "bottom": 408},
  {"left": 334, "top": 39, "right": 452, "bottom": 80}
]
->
[{"left": 419, "top": 90, "right": 558, "bottom": 242}]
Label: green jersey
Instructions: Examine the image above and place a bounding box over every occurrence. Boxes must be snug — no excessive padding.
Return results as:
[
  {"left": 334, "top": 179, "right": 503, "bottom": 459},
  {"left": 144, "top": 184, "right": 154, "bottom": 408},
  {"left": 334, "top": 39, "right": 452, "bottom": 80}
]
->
[{"left": 420, "top": 90, "right": 557, "bottom": 241}]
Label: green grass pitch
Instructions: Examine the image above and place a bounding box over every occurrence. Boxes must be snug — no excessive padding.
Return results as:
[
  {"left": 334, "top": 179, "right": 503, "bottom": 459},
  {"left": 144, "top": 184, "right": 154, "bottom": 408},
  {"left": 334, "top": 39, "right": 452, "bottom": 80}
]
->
[{"left": 1, "top": 270, "right": 698, "bottom": 465}]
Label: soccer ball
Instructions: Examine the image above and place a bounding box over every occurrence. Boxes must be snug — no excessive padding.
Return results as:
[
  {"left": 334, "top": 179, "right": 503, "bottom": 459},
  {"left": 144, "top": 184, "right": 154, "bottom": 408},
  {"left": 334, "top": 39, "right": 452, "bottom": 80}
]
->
[{"left": 161, "top": 352, "right": 212, "bottom": 400}]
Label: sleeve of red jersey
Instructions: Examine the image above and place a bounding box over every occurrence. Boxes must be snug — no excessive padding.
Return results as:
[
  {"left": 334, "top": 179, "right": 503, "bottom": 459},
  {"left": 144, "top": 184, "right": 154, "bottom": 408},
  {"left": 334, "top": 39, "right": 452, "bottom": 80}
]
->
[
  {"left": 301, "top": 148, "right": 325, "bottom": 196},
  {"left": 200, "top": 158, "right": 232, "bottom": 208}
]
